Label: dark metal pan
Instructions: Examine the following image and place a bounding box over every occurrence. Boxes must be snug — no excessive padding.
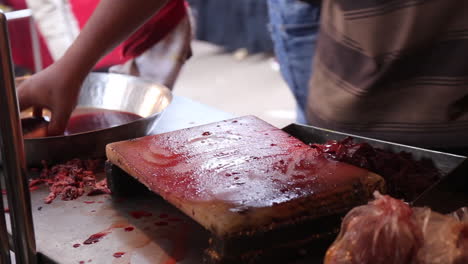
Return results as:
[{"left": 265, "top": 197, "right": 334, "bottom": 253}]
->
[{"left": 283, "top": 123, "right": 468, "bottom": 213}]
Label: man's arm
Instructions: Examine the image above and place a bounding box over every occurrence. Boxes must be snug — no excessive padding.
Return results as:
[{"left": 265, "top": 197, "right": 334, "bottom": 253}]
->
[{"left": 18, "top": 0, "right": 169, "bottom": 135}]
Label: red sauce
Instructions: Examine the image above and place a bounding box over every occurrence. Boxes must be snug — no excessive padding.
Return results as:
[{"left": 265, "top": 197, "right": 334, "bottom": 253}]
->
[
  {"left": 73, "top": 244, "right": 81, "bottom": 248},
  {"left": 159, "top": 213, "right": 169, "bottom": 218},
  {"left": 83, "top": 201, "right": 95, "bottom": 204},
  {"left": 113, "top": 252, "right": 125, "bottom": 258},
  {"left": 130, "top": 210, "right": 153, "bottom": 219},
  {"left": 124, "top": 226, "right": 135, "bottom": 232},
  {"left": 79, "top": 261, "right": 85, "bottom": 264},
  {"left": 83, "top": 231, "right": 110, "bottom": 245},
  {"left": 29, "top": 186, "right": 40, "bottom": 192},
  {"left": 65, "top": 108, "right": 141, "bottom": 135}
]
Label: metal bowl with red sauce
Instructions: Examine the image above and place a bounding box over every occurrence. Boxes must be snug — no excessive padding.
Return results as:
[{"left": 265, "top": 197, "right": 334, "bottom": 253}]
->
[{"left": 20, "top": 72, "right": 172, "bottom": 166}]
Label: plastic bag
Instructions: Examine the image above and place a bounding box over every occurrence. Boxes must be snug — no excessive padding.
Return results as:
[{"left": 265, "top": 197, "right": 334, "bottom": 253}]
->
[
  {"left": 414, "top": 207, "right": 468, "bottom": 264},
  {"left": 325, "top": 192, "right": 420, "bottom": 264},
  {"left": 325, "top": 192, "right": 468, "bottom": 264}
]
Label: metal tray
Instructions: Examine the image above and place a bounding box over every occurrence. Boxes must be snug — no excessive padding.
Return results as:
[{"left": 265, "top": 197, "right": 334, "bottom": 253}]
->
[
  {"left": 283, "top": 123, "right": 468, "bottom": 213},
  {"left": 4, "top": 119, "right": 467, "bottom": 264},
  {"left": 103, "top": 122, "right": 468, "bottom": 263}
]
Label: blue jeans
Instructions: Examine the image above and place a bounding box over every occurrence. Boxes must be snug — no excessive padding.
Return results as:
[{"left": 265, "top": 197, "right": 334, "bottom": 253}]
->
[{"left": 267, "top": 0, "right": 320, "bottom": 123}]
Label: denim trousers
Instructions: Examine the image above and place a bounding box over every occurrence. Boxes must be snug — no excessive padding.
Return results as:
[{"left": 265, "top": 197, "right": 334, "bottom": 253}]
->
[
  {"left": 267, "top": 0, "right": 321, "bottom": 123},
  {"left": 188, "top": 0, "right": 273, "bottom": 53}
]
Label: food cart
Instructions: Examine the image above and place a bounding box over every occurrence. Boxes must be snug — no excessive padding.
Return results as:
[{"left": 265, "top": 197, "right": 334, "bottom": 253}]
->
[{"left": 1, "top": 10, "right": 467, "bottom": 264}]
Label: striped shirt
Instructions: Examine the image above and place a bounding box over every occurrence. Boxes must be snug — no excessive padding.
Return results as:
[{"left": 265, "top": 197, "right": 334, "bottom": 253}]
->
[{"left": 307, "top": 0, "right": 468, "bottom": 148}]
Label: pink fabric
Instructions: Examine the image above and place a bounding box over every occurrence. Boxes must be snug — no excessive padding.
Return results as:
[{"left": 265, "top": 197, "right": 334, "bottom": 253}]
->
[
  {"left": 6, "top": 0, "right": 54, "bottom": 71},
  {"left": 7, "top": 0, "right": 188, "bottom": 71},
  {"left": 122, "top": 0, "right": 187, "bottom": 58},
  {"left": 69, "top": 0, "right": 128, "bottom": 69}
]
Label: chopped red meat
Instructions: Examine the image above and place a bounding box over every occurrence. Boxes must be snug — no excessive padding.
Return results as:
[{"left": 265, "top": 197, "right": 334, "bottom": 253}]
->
[
  {"left": 87, "top": 179, "right": 111, "bottom": 196},
  {"left": 31, "top": 159, "right": 110, "bottom": 204},
  {"left": 312, "top": 137, "right": 442, "bottom": 200}
]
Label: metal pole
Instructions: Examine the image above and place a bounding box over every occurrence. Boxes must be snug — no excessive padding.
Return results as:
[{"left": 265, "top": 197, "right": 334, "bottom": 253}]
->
[
  {"left": 4, "top": 9, "right": 43, "bottom": 73},
  {"left": 29, "top": 17, "right": 43, "bottom": 73},
  {"left": 0, "top": 11, "right": 37, "bottom": 264},
  {"left": 0, "top": 185, "right": 12, "bottom": 263}
]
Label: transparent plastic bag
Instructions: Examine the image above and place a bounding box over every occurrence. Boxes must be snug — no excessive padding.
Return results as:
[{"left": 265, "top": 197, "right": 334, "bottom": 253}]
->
[
  {"left": 324, "top": 192, "right": 420, "bottom": 264},
  {"left": 414, "top": 207, "right": 468, "bottom": 264},
  {"left": 325, "top": 192, "right": 468, "bottom": 264}
]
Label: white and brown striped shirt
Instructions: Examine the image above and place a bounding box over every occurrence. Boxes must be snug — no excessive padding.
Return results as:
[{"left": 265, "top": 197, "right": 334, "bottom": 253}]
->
[{"left": 307, "top": 0, "right": 468, "bottom": 148}]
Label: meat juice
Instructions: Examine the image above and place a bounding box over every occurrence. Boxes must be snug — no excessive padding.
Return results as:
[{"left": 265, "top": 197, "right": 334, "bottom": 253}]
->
[
  {"left": 21, "top": 107, "right": 142, "bottom": 137},
  {"left": 65, "top": 108, "right": 142, "bottom": 135}
]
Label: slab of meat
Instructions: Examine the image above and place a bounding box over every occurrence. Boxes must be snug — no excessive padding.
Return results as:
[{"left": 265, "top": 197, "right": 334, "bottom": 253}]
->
[
  {"left": 106, "top": 116, "right": 385, "bottom": 238},
  {"left": 31, "top": 159, "right": 110, "bottom": 204},
  {"left": 325, "top": 192, "right": 468, "bottom": 264}
]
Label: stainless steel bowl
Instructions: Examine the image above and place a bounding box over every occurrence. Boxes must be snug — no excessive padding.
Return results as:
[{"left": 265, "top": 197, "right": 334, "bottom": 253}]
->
[{"left": 21, "top": 72, "right": 172, "bottom": 166}]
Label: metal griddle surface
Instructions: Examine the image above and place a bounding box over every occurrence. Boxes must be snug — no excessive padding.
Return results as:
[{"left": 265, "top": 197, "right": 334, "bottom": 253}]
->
[
  {"left": 2, "top": 97, "right": 235, "bottom": 264},
  {"left": 2, "top": 97, "right": 467, "bottom": 263}
]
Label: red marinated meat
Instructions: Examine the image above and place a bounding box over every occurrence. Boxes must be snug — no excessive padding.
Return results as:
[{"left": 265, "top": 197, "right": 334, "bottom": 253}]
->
[
  {"left": 106, "top": 116, "right": 385, "bottom": 238},
  {"left": 31, "top": 159, "right": 109, "bottom": 204},
  {"left": 311, "top": 137, "right": 442, "bottom": 200},
  {"left": 107, "top": 117, "right": 378, "bottom": 205}
]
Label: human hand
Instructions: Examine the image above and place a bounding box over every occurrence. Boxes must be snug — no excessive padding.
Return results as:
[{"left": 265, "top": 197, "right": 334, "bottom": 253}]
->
[{"left": 17, "top": 62, "right": 85, "bottom": 136}]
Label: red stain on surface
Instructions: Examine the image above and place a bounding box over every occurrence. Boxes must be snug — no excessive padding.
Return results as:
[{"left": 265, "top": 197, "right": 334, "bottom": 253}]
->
[
  {"left": 124, "top": 226, "right": 134, "bottom": 232},
  {"left": 83, "top": 231, "right": 110, "bottom": 245},
  {"left": 155, "top": 221, "right": 169, "bottom": 226},
  {"left": 159, "top": 213, "right": 169, "bottom": 218},
  {"left": 113, "top": 252, "right": 125, "bottom": 258},
  {"left": 130, "top": 210, "right": 153, "bottom": 219},
  {"left": 83, "top": 221, "right": 129, "bottom": 245},
  {"left": 29, "top": 186, "right": 40, "bottom": 192},
  {"left": 4, "top": 208, "right": 9, "bottom": 213},
  {"left": 83, "top": 201, "right": 95, "bottom": 204},
  {"left": 73, "top": 243, "right": 81, "bottom": 248}
]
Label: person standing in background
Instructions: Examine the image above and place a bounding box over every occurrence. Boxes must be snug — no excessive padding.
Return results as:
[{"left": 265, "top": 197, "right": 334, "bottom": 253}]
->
[
  {"left": 307, "top": 0, "right": 468, "bottom": 154},
  {"left": 18, "top": 0, "right": 468, "bottom": 156},
  {"left": 266, "top": 0, "right": 320, "bottom": 123}
]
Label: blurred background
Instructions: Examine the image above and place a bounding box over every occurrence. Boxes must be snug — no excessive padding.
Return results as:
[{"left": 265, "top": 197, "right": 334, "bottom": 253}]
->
[{"left": 2, "top": 0, "right": 296, "bottom": 127}]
